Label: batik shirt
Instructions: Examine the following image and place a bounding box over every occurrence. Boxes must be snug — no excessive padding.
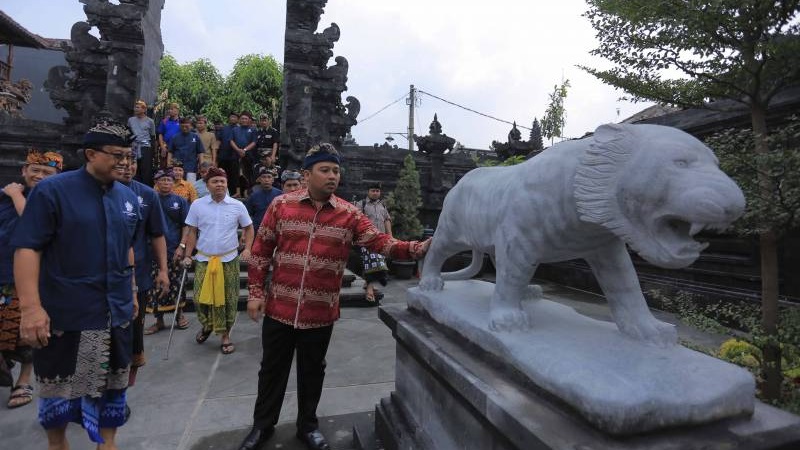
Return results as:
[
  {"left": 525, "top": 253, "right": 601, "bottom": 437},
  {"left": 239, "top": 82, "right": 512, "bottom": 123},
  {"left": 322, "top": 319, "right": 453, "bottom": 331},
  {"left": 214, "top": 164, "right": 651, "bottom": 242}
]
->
[
  {"left": 125, "top": 180, "right": 167, "bottom": 292},
  {"left": 157, "top": 193, "right": 189, "bottom": 259},
  {"left": 0, "top": 185, "right": 27, "bottom": 285},
  {"left": 248, "top": 189, "right": 425, "bottom": 329},
  {"left": 11, "top": 167, "right": 141, "bottom": 331}
]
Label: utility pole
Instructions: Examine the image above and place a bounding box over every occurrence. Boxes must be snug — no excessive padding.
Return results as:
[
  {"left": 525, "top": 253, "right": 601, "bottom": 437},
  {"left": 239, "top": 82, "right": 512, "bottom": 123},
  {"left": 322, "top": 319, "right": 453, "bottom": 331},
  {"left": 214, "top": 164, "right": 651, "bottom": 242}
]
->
[{"left": 407, "top": 84, "right": 416, "bottom": 152}]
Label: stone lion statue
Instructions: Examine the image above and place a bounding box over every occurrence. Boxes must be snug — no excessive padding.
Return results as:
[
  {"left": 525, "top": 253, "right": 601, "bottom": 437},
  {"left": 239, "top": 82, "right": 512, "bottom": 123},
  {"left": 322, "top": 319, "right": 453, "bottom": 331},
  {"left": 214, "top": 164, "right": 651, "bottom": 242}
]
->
[{"left": 419, "top": 123, "right": 745, "bottom": 347}]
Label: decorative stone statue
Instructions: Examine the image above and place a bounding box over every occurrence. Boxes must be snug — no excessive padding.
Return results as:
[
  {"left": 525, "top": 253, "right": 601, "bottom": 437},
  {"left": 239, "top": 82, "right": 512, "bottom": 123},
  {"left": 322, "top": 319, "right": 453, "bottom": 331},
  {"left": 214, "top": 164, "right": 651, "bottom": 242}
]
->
[
  {"left": 281, "top": 0, "right": 360, "bottom": 169},
  {"left": 420, "top": 123, "right": 746, "bottom": 346}
]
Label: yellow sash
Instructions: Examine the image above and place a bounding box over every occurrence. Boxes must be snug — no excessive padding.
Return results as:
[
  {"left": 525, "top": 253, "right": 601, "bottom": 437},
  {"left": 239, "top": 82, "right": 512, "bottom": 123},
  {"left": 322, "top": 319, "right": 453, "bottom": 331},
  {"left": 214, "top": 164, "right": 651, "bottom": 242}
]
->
[{"left": 196, "top": 248, "right": 237, "bottom": 307}]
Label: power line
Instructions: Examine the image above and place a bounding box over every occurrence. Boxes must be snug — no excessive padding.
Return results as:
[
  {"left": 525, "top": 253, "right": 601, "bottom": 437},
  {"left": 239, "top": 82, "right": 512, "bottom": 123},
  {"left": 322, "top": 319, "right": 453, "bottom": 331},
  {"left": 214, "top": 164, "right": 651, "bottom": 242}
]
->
[
  {"left": 417, "top": 89, "right": 531, "bottom": 131},
  {"left": 358, "top": 92, "right": 408, "bottom": 123}
]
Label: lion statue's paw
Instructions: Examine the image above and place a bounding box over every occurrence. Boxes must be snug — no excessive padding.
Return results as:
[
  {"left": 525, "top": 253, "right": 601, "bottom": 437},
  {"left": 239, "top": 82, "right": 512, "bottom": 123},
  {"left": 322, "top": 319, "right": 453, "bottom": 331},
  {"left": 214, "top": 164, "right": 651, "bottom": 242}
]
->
[
  {"left": 618, "top": 317, "right": 677, "bottom": 348},
  {"left": 488, "top": 307, "right": 531, "bottom": 332},
  {"left": 419, "top": 275, "right": 444, "bottom": 291}
]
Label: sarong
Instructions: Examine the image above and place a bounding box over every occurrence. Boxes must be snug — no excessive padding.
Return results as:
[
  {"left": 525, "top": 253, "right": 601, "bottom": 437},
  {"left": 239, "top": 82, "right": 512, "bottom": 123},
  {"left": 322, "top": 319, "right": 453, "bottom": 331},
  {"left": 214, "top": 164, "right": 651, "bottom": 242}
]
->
[
  {"left": 194, "top": 255, "right": 240, "bottom": 334},
  {"left": 145, "top": 261, "right": 187, "bottom": 314},
  {"left": 0, "top": 285, "right": 33, "bottom": 363},
  {"left": 360, "top": 247, "right": 389, "bottom": 286},
  {"left": 38, "top": 390, "right": 128, "bottom": 443},
  {"left": 34, "top": 325, "right": 131, "bottom": 442}
]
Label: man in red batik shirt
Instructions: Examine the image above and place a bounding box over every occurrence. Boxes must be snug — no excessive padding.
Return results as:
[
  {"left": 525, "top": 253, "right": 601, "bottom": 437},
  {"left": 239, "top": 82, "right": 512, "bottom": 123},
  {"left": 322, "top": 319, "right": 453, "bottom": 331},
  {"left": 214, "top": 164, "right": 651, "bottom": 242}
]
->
[{"left": 239, "top": 143, "right": 430, "bottom": 450}]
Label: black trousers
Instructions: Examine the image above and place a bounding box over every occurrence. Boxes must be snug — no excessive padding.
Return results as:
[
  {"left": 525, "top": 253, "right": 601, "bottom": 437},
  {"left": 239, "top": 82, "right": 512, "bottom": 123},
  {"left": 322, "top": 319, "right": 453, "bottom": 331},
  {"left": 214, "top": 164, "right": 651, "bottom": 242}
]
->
[
  {"left": 252, "top": 316, "right": 333, "bottom": 432},
  {"left": 218, "top": 159, "right": 240, "bottom": 195},
  {"left": 135, "top": 146, "right": 154, "bottom": 187}
]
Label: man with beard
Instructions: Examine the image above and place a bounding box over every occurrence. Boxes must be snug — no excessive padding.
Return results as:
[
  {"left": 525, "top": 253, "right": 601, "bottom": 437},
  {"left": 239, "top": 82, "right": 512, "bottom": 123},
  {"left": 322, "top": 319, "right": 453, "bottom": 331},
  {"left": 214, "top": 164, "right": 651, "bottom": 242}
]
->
[
  {"left": 12, "top": 118, "right": 141, "bottom": 449},
  {"left": 145, "top": 169, "right": 190, "bottom": 335},
  {"left": 178, "top": 167, "right": 253, "bottom": 356},
  {"left": 239, "top": 143, "right": 431, "bottom": 450},
  {"left": 117, "top": 158, "right": 169, "bottom": 378},
  {"left": 0, "top": 150, "right": 62, "bottom": 409}
]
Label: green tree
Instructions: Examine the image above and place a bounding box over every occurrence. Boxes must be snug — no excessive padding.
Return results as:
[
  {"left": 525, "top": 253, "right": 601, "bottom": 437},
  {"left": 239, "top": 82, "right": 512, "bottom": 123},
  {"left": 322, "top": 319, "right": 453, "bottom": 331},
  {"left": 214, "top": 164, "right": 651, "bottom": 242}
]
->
[
  {"left": 386, "top": 154, "right": 424, "bottom": 240},
  {"left": 158, "top": 54, "right": 224, "bottom": 118},
  {"left": 529, "top": 118, "right": 544, "bottom": 151},
  {"left": 581, "top": 0, "right": 800, "bottom": 400},
  {"left": 215, "top": 54, "right": 283, "bottom": 120},
  {"left": 540, "top": 79, "right": 570, "bottom": 145},
  {"left": 158, "top": 53, "right": 283, "bottom": 124}
]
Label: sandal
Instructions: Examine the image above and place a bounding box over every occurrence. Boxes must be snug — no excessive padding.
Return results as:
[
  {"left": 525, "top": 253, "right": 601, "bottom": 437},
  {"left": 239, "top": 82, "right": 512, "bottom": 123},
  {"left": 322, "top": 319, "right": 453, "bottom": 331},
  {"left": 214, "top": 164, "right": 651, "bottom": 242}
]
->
[
  {"left": 195, "top": 328, "right": 212, "bottom": 344},
  {"left": 144, "top": 323, "right": 166, "bottom": 335},
  {"left": 220, "top": 343, "right": 236, "bottom": 355},
  {"left": 175, "top": 316, "right": 190, "bottom": 330},
  {"left": 7, "top": 384, "right": 33, "bottom": 409}
]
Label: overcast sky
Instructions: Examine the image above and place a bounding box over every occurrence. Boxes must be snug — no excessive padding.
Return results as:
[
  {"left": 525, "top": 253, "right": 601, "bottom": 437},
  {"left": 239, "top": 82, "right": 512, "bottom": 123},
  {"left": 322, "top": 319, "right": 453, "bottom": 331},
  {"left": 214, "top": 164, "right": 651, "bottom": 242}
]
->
[{"left": 4, "top": 0, "right": 653, "bottom": 149}]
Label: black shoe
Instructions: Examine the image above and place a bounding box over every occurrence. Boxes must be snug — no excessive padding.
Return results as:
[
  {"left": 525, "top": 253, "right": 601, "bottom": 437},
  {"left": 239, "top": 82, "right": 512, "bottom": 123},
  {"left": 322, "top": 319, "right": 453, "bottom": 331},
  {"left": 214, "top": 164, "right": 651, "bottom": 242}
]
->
[
  {"left": 238, "top": 426, "right": 275, "bottom": 450},
  {"left": 296, "top": 429, "right": 331, "bottom": 450}
]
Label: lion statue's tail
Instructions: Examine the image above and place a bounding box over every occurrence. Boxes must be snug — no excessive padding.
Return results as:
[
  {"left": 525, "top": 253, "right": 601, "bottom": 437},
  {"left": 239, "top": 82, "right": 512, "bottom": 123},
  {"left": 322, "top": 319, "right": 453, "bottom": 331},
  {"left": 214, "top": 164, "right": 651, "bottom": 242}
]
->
[{"left": 441, "top": 250, "right": 484, "bottom": 281}]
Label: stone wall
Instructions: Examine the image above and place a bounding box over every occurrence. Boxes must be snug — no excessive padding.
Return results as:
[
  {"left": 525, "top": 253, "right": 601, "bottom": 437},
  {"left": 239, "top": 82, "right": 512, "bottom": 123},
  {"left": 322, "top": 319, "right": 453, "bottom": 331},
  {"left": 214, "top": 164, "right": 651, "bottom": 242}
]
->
[{"left": 339, "top": 145, "right": 477, "bottom": 227}]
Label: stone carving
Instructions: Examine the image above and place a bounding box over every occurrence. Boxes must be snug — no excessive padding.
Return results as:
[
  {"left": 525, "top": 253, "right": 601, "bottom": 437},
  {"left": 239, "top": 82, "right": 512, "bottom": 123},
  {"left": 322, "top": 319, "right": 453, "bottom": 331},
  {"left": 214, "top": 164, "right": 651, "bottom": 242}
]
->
[
  {"left": 414, "top": 114, "right": 456, "bottom": 194},
  {"left": 45, "top": 1, "right": 164, "bottom": 136},
  {"left": 0, "top": 79, "right": 33, "bottom": 118},
  {"left": 420, "top": 123, "right": 746, "bottom": 346},
  {"left": 281, "top": 0, "right": 359, "bottom": 169},
  {"left": 492, "top": 121, "right": 537, "bottom": 159}
]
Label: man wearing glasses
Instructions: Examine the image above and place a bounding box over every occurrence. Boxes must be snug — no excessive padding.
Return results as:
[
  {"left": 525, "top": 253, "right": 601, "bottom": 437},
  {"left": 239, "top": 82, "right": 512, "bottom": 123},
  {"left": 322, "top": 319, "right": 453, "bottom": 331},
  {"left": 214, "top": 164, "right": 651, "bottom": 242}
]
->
[{"left": 11, "top": 117, "right": 141, "bottom": 450}]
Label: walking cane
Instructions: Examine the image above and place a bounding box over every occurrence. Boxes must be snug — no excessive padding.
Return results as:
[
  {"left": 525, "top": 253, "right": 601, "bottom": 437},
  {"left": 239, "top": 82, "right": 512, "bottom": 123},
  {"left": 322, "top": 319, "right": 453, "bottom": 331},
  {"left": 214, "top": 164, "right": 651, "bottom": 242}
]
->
[{"left": 163, "top": 264, "right": 189, "bottom": 360}]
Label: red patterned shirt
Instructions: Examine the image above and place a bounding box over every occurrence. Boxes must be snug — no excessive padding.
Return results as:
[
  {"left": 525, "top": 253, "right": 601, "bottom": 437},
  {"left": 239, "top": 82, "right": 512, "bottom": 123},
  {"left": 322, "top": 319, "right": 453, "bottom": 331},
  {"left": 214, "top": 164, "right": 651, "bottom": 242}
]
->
[{"left": 248, "top": 189, "right": 424, "bottom": 329}]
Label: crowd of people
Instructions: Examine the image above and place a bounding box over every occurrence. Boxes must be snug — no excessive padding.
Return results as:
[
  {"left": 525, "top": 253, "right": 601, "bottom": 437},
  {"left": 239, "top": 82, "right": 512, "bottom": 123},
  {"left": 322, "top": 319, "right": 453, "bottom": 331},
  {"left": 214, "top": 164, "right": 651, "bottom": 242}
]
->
[{"left": 0, "top": 101, "right": 430, "bottom": 450}]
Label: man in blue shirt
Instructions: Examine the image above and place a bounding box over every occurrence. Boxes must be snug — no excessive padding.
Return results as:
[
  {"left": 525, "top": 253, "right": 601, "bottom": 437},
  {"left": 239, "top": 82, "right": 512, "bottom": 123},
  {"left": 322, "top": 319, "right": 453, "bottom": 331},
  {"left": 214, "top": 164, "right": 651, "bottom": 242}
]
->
[
  {"left": 12, "top": 117, "right": 141, "bottom": 450},
  {"left": 157, "top": 102, "right": 181, "bottom": 169},
  {"left": 118, "top": 158, "right": 169, "bottom": 376},
  {"left": 216, "top": 112, "right": 241, "bottom": 196},
  {"left": 0, "top": 150, "right": 62, "bottom": 409},
  {"left": 231, "top": 111, "right": 257, "bottom": 197},
  {"left": 144, "top": 169, "right": 190, "bottom": 334},
  {"left": 168, "top": 116, "right": 205, "bottom": 183},
  {"left": 245, "top": 168, "right": 282, "bottom": 233}
]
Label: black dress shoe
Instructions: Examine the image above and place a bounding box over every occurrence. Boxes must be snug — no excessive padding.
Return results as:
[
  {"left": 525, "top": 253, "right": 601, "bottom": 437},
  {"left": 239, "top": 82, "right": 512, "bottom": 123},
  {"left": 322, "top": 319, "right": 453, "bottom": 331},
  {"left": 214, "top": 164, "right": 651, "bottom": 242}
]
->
[
  {"left": 296, "top": 429, "right": 331, "bottom": 450},
  {"left": 238, "top": 426, "right": 275, "bottom": 450}
]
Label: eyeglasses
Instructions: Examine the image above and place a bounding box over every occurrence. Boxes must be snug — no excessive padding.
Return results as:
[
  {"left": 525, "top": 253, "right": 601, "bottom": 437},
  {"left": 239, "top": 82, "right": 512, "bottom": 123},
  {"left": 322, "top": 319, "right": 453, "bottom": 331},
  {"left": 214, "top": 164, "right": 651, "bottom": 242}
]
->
[{"left": 93, "top": 148, "right": 134, "bottom": 162}]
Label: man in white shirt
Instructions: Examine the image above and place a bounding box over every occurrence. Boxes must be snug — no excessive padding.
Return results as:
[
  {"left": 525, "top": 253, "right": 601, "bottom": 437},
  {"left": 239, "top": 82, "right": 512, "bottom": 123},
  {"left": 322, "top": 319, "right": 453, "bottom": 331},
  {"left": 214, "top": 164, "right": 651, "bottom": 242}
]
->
[{"left": 177, "top": 167, "right": 253, "bottom": 354}]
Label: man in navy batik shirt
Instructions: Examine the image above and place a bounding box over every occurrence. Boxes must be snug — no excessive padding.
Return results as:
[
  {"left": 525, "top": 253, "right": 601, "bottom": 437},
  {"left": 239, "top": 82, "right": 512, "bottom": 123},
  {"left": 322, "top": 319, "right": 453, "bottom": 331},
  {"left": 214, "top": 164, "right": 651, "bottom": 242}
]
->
[{"left": 11, "top": 117, "right": 141, "bottom": 450}]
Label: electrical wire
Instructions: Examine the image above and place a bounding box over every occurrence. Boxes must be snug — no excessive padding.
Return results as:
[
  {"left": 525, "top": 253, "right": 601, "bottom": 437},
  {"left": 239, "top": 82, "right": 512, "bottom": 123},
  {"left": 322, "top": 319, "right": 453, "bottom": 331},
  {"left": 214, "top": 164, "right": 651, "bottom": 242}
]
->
[
  {"left": 358, "top": 92, "right": 409, "bottom": 123},
  {"left": 417, "top": 89, "right": 531, "bottom": 131}
]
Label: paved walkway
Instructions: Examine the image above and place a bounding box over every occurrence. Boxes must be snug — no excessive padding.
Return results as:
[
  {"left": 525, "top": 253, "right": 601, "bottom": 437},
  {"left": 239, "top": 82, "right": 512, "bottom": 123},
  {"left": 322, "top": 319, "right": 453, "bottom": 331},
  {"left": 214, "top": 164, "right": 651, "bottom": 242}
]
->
[{"left": 0, "top": 276, "right": 729, "bottom": 450}]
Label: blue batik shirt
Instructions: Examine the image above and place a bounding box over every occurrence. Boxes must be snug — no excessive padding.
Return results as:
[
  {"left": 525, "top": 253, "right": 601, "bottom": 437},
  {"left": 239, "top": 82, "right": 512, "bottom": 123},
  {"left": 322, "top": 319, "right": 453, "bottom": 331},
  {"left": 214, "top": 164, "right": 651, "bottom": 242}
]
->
[
  {"left": 157, "top": 117, "right": 180, "bottom": 145},
  {"left": 168, "top": 131, "right": 205, "bottom": 173},
  {"left": 125, "top": 180, "right": 167, "bottom": 292},
  {"left": 231, "top": 125, "right": 256, "bottom": 155},
  {"left": 216, "top": 125, "right": 238, "bottom": 161},
  {"left": 157, "top": 193, "right": 189, "bottom": 259},
  {"left": 10, "top": 167, "right": 141, "bottom": 331},
  {"left": 245, "top": 187, "right": 283, "bottom": 233},
  {"left": 0, "top": 185, "right": 27, "bottom": 285}
]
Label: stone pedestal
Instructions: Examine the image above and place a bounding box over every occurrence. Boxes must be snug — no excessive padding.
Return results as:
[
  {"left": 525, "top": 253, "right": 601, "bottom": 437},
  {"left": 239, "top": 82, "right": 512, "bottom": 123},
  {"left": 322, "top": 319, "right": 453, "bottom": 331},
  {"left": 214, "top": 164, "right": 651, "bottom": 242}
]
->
[{"left": 376, "top": 300, "right": 800, "bottom": 449}]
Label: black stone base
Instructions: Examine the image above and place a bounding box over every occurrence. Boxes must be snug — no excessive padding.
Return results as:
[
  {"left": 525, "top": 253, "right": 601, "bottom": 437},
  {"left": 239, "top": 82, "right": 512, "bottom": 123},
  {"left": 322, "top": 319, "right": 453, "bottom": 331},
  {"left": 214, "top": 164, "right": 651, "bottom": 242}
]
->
[{"left": 376, "top": 305, "right": 800, "bottom": 450}]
